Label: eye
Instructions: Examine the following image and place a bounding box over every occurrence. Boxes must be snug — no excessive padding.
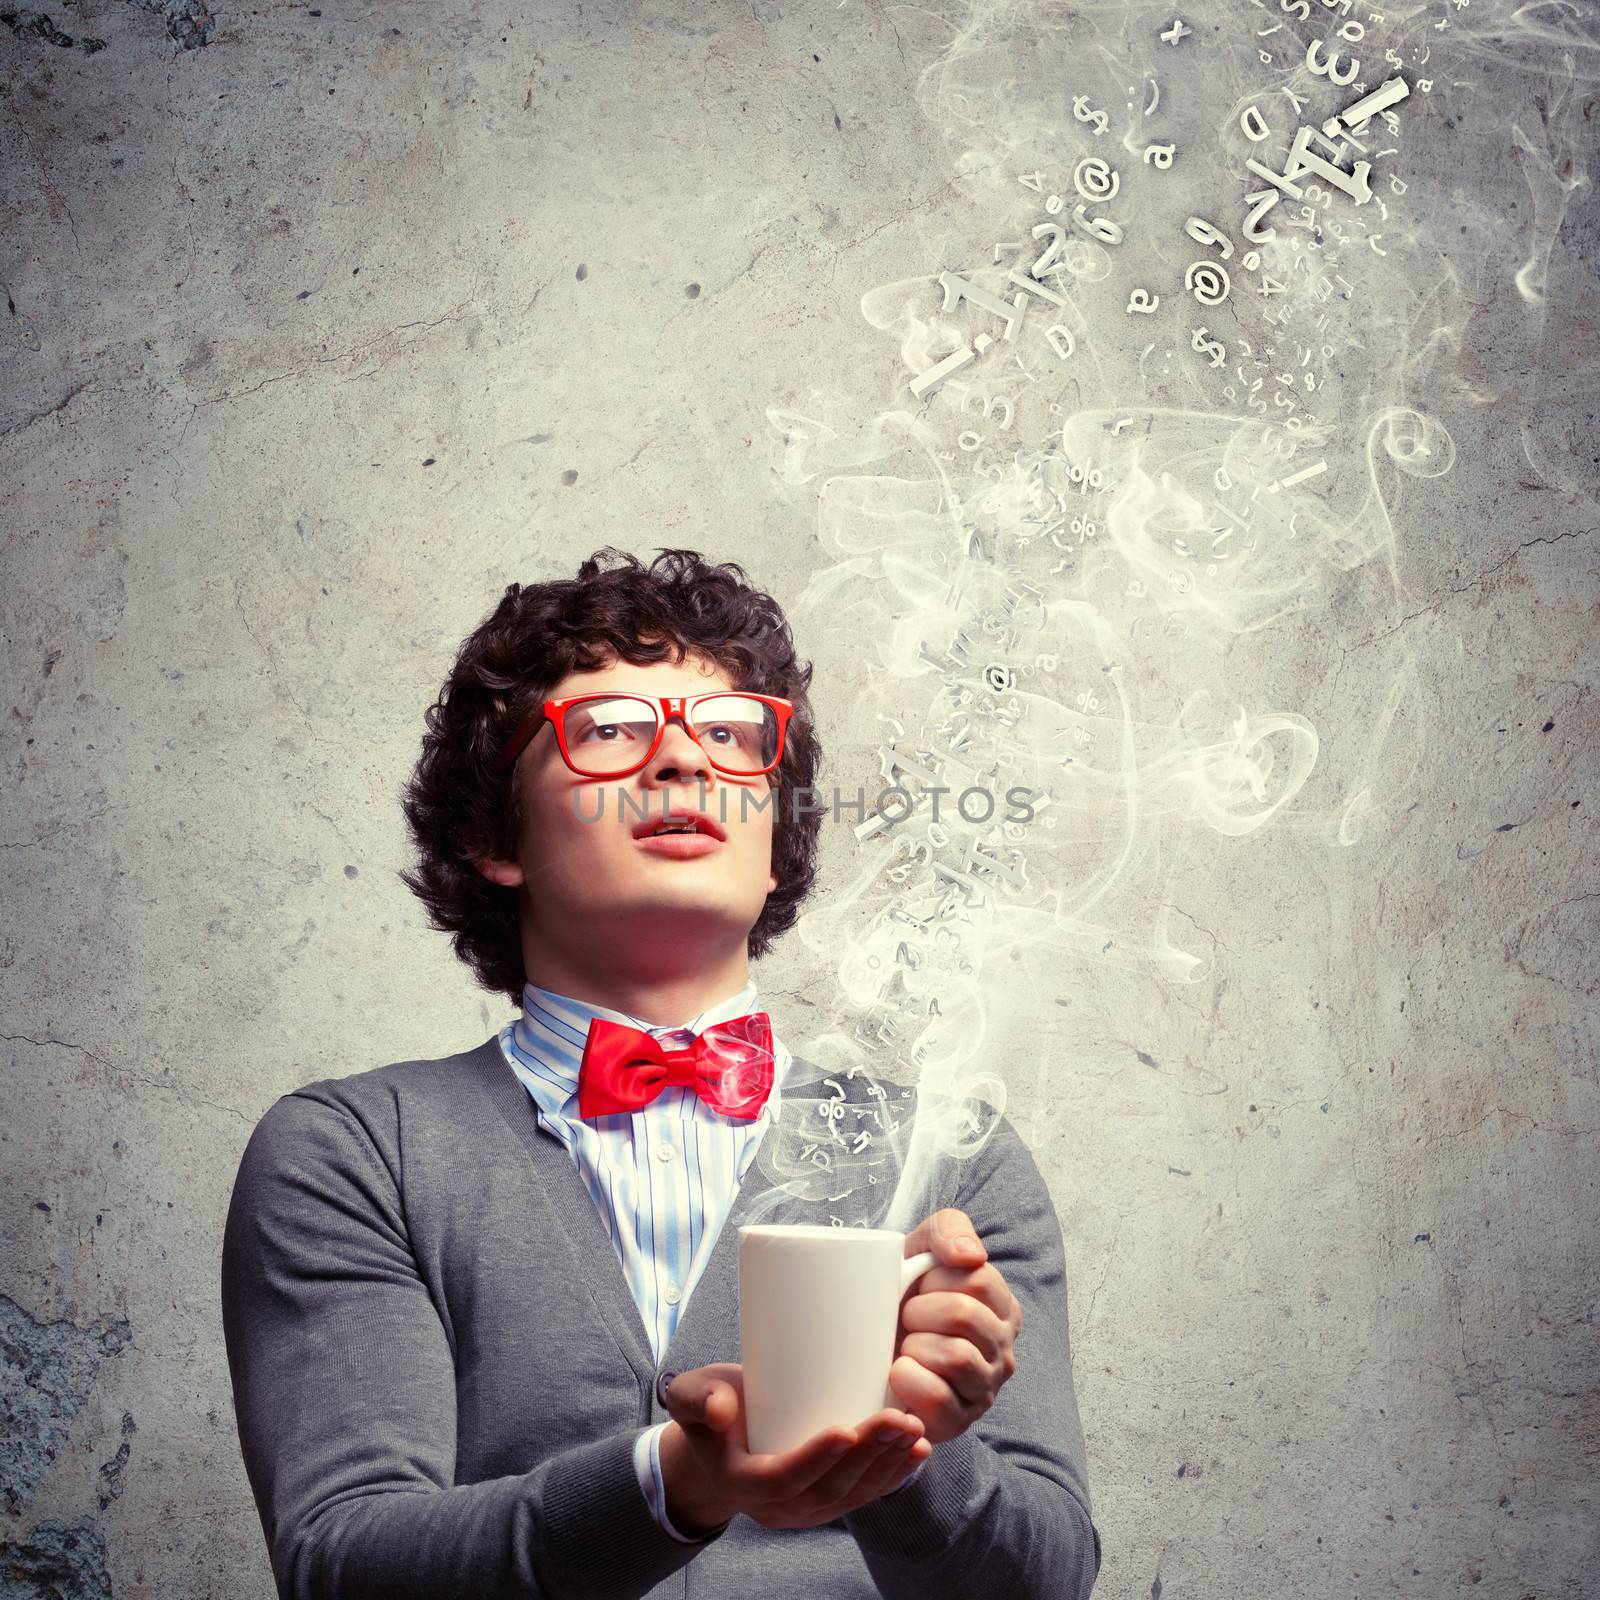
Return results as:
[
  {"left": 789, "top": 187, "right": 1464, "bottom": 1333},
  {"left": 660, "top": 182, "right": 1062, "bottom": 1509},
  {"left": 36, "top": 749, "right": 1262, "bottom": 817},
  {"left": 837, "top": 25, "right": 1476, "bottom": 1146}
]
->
[{"left": 568, "top": 700, "right": 653, "bottom": 745}]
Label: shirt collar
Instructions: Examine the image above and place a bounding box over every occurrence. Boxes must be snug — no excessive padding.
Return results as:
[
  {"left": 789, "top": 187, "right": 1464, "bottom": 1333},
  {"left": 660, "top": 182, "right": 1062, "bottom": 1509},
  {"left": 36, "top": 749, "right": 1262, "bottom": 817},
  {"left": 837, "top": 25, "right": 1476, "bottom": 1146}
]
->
[{"left": 501, "top": 974, "right": 788, "bottom": 1124}]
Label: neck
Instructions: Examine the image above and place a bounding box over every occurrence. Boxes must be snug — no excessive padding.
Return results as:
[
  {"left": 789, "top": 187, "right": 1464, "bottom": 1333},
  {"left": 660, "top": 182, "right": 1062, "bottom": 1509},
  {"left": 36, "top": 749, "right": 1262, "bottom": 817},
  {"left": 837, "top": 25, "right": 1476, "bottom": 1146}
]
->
[{"left": 523, "top": 940, "right": 754, "bottom": 1029}]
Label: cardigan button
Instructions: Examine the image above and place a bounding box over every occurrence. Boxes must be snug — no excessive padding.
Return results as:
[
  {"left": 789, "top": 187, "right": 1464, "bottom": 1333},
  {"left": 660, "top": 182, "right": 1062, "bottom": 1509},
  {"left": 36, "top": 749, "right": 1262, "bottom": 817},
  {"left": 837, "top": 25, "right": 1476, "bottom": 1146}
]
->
[{"left": 657, "top": 1369, "right": 679, "bottom": 1406}]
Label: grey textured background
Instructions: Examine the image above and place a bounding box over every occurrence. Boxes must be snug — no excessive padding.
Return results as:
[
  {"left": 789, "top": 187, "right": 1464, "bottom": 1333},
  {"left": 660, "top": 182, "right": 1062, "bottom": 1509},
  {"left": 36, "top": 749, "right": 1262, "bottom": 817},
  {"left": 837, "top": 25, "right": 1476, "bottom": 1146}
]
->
[{"left": 2, "top": 2, "right": 1596, "bottom": 1597}]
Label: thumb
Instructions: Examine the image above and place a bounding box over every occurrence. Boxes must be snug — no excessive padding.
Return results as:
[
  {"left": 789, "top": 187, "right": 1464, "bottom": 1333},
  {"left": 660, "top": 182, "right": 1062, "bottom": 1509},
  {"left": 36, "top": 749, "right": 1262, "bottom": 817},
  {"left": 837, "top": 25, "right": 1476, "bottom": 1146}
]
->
[
  {"left": 670, "top": 1370, "right": 731, "bottom": 1432},
  {"left": 699, "top": 1380, "right": 733, "bottom": 1431}
]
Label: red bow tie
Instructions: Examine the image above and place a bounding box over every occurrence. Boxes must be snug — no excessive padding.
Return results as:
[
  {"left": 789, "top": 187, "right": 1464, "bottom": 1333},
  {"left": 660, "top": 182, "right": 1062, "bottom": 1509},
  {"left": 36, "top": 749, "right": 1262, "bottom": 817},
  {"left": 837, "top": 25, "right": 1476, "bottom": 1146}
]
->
[{"left": 575, "top": 1012, "right": 776, "bottom": 1122}]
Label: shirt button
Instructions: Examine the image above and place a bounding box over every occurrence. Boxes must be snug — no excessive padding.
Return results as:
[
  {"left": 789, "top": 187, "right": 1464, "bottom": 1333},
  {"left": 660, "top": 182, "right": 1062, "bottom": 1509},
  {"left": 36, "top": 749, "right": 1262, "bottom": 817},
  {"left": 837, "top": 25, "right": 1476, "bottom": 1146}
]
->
[
  {"left": 655, "top": 1141, "right": 674, "bottom": 1162},
  {"left": 664, "top": 1284, "right": 680, "bottom": 1305}
]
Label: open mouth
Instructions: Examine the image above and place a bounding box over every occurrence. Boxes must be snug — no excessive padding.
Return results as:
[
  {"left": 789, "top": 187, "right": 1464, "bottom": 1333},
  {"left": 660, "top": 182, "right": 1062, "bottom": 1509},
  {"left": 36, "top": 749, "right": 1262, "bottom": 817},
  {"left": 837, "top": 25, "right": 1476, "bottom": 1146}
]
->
[
  {"left": 634, "top": 829, "right": 722, "bottom": 857},
  {"left": 630, "top": 811, "right": 727, "bottom": 842}
]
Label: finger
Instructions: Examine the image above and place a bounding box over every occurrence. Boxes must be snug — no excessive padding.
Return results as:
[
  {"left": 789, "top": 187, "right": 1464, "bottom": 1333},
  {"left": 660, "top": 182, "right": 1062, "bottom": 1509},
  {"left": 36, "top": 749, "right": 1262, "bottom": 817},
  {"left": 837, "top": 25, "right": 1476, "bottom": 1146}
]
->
[
  {"left": 897, "top": 1332, "right": 1001, "bottom": 1408},
  {"left": 906, "top": 1264, "right": 1014, "bottom": 1322},
  {"left": 685, "top": 1382, "right": 735, "bottom": 1435},
  {"left": 891, "top": 1349, "right": 994, "bottom": 1422},
  {"left": 935, "top": 1208, "right": 986, "bottom": 1265},
  {"left": 803, "top": 1429, "right": 908, "bottom": 1505},
  {"left": 900, "top": 1289, "right": 1011, "bottom": 1360},
  {"left": 742, "top": 1420, "right": 859, "bottom": 1496},
  {"left": 744, "top": 1401, "right": 921, "bottom": 1492},
  {"left": 760, "top": 1423, "right": 913, "bottom": 1522},
  {"left": 760, "top": 1405, "right": 916, "bottom": 1482},
  {"left": 901, "top": 1207, "right": 984, "bottom": 1268},
  {"left": 854, "top": 1434, "right": 933, "bottom": 1501},
  {"left": 667, "top": 1366, "right": 742, "bottom": 1435},
  {"left": 821, "top": 1433, "right": 932, "bottom": 1522}
]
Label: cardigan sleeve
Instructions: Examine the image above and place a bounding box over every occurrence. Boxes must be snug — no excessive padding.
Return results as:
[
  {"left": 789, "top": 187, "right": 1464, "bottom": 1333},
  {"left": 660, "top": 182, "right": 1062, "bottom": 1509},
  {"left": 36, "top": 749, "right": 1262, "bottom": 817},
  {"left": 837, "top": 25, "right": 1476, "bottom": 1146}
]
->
[
  {"left": 219, "top": 1092, "right": 727, "bottom": 1600},
  {"left": 634, "top": 1421, "right": 731, "bottom": 1543},
  {"left": 841, "top": 1111, "right": 1103, "bottom": 1598}
]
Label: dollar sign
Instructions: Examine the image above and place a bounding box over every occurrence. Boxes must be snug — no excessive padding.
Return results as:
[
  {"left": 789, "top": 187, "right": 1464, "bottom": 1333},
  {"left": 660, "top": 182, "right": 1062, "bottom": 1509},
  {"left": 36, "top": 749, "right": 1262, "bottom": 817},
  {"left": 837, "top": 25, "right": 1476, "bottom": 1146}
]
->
[
  {"left": 1190, "top": 326, "right": 1227, "bottom": 369},
  {"left": 1072, "top": 95, "right": 1109, "bottom": 135}
]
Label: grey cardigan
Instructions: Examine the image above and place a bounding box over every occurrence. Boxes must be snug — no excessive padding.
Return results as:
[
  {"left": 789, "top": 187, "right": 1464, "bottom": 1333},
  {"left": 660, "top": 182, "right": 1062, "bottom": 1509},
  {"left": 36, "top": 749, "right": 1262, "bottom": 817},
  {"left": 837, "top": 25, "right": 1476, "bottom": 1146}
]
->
[{"left": 219, "top": 1034, "right": 1102, "bottom": 1598}]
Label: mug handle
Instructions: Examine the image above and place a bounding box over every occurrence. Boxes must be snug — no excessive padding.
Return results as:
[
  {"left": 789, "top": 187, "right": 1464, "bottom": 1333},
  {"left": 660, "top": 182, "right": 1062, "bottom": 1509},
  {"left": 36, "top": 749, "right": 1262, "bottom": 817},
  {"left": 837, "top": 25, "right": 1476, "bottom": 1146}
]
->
[{"left": 899, "top": 1250, "right": 938, "bottom": 1297}]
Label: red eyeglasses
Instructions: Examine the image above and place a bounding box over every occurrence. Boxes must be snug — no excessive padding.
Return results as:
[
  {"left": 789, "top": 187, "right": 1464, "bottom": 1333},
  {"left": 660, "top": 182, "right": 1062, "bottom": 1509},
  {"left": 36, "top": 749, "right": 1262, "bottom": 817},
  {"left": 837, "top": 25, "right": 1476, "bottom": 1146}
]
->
[{"left": 494, "top": 691, "right": 795, "bottom": 779}]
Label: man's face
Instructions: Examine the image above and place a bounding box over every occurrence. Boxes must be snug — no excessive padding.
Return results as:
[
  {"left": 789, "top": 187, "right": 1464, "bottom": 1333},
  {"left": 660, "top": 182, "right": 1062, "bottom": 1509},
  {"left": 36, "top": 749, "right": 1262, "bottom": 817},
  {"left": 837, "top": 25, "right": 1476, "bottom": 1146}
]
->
[{"left": 484, "top": 652, "right": 780, "bottom": 963}]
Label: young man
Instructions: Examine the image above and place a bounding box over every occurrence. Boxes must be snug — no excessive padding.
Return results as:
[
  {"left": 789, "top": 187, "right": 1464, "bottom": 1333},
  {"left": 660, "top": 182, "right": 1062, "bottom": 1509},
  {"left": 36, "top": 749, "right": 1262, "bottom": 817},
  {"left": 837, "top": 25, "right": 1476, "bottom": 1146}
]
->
[{"left": 220, "top": 547, "right": 1101, "bottom": 1598}]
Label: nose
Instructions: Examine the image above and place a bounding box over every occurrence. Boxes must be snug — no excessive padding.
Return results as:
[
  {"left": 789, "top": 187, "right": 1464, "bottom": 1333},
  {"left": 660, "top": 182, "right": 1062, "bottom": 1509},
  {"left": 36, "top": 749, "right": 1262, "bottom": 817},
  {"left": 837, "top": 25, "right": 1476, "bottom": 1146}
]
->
[{"left": 646, "top": 704, "right": 716, "bottom": 786}]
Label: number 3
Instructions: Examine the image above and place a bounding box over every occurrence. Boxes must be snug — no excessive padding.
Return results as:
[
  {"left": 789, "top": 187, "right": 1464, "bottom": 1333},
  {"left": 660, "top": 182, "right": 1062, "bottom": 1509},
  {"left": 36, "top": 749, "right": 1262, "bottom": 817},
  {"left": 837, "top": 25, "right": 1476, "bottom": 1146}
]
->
[{"left": 1306, "top": 39, "right": 1358, "bottom": 85}]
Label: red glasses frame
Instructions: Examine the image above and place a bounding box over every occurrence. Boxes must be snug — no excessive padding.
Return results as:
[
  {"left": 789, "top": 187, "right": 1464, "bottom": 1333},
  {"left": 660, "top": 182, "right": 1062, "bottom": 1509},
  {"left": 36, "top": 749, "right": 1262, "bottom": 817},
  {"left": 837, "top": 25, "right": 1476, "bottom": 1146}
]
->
[{"left": 493, "top": 690, "right": 795, "bottom": 778}]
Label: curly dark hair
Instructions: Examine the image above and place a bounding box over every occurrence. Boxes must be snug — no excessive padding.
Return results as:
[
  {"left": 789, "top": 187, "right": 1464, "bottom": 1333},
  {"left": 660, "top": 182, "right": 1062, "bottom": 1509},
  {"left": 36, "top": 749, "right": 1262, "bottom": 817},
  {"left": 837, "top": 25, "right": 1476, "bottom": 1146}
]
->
[{"left": 396, "top": 547, "right": 824, "bottom": 1009}]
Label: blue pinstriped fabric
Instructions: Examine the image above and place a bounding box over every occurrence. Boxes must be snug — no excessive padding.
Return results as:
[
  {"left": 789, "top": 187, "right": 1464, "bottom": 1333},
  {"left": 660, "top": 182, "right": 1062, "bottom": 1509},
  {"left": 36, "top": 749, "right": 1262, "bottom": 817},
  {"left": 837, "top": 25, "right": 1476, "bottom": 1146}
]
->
[{"left": 497, "top": 975, "right": 790, "bottom": 1542}]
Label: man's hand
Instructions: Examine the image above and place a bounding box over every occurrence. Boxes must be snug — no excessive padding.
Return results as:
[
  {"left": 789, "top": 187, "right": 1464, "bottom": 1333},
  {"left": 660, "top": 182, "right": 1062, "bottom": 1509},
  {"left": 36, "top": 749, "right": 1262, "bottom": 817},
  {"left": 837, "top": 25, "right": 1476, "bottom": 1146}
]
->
[
  {"left": 889, "top": 1208, "right": 1023, "bottom": 1445},
  {"left": 660, "top": 1362, "right": 931, "bottom": 1533}
]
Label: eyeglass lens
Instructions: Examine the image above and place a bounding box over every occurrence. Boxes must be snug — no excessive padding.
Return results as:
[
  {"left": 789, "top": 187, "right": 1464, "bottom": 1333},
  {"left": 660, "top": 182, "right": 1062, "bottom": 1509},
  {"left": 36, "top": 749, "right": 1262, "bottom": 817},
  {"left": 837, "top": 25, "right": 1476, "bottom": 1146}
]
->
[{"left": 563, "top": 695, "right": 781, "bottom": 776}]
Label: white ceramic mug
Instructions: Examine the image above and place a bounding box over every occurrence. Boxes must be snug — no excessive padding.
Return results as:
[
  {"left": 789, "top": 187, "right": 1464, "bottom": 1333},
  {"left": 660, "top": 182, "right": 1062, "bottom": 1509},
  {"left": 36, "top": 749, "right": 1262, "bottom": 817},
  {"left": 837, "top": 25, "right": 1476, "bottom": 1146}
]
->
[{"left": 738, "top": 1223, "right": 939, "bottom": 1458}]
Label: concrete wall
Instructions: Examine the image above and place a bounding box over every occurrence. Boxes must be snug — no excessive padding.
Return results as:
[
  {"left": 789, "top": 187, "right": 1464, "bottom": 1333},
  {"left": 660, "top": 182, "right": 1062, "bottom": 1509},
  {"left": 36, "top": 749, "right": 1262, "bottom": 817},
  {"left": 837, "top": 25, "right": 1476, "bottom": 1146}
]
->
[{"left": 2, "top": 2, "right": 1595, "bottom": 1595}]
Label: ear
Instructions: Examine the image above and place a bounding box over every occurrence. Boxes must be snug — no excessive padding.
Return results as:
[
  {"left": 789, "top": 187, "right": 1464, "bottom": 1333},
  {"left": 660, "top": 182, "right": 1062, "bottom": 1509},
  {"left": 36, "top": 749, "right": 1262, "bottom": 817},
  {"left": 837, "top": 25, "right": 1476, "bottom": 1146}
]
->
[
  {"left": 474, "top": 852, "right": 526, "bottom": 890},
  {"left": 768, "top": 870, "right": 778, "bottom": 894}
]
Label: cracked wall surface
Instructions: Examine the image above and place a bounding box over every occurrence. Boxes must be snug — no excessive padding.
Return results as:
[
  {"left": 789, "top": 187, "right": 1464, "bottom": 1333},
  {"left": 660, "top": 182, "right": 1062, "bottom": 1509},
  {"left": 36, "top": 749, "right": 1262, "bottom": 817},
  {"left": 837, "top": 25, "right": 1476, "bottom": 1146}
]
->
[{"left": 1, "top": 2, "right": 1597, "bottom": 1597}]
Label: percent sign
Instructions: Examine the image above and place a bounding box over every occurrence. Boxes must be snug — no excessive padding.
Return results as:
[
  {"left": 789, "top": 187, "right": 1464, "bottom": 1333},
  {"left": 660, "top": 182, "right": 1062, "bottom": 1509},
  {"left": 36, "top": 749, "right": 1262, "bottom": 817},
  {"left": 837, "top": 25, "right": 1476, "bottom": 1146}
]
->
[{"left": 1068, "top": 462, "right": 1105, "bottom": 494}]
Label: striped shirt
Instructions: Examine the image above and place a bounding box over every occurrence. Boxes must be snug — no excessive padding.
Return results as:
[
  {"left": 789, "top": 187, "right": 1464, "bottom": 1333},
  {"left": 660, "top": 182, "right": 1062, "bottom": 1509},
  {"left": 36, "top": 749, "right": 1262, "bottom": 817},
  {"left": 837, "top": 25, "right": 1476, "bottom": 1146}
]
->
[{"left": 496, "top": 975, "right": 788, "bottom": 1542}]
